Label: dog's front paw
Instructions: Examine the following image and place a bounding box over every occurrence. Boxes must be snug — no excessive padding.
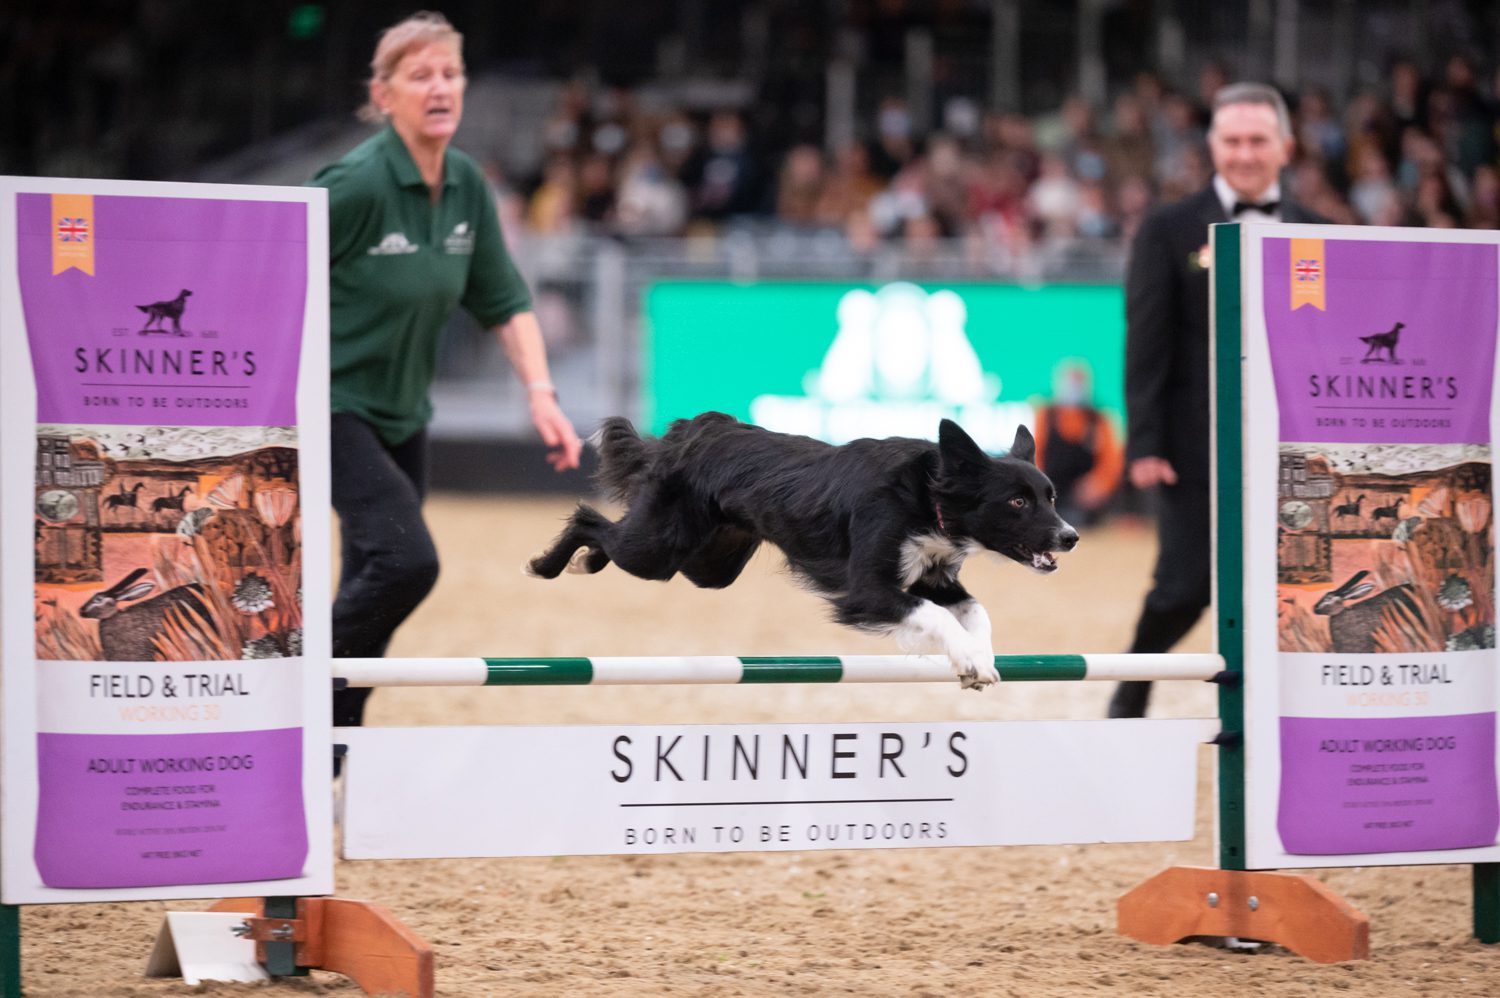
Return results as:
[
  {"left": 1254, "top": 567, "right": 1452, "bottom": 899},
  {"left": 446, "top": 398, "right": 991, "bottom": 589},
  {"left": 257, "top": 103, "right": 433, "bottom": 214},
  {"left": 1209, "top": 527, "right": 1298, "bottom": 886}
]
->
[{"left": 949, "top": 643, "right": 999, "bottom": 690}]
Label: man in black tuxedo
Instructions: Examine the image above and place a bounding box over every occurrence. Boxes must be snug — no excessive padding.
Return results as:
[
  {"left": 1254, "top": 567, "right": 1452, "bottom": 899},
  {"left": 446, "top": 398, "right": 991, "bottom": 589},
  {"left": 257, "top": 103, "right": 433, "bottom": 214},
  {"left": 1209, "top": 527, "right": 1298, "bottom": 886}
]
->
[{"left": 1109, "top": 83, "right": 1328, "bottom": 718}]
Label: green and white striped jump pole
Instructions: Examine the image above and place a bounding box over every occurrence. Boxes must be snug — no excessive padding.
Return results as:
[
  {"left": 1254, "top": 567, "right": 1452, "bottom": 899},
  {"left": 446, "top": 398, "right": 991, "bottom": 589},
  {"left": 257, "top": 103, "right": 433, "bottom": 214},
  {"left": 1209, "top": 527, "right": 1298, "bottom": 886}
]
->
[{"left": 335, "top": 653, "right": 1226, "bottom": 687}]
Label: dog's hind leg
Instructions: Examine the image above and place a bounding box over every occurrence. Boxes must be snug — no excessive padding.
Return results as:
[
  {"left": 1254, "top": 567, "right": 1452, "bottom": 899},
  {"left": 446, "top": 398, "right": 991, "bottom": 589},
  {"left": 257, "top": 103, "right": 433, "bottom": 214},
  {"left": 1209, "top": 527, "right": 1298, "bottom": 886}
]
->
[
  {"left": 566, "top": 546, "right": 612, "bottom": 574},
  {"left": 680, "top": 527, "right": 760, "bottom": 589},
  {"left": 527, "top": 504, "right": 613, "bottom": 578},
  {"left": 597, "top": 494, "right": 705, "bottom": 582}
]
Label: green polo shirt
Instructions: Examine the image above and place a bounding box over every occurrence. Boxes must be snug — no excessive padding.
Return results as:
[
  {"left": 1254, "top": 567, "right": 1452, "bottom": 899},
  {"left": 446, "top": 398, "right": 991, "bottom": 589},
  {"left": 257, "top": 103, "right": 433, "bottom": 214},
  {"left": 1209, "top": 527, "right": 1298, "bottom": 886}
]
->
[{"left": 310, "top": 127, "right": 532, "bottom": 445}]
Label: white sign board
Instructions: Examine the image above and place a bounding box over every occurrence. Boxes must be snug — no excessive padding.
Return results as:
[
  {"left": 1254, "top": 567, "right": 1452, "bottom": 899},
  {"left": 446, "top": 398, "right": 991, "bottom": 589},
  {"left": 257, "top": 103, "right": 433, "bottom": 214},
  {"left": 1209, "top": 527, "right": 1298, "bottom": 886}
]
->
[{"left": 341, "top": 720, "right": 1214, "bottom": 859}]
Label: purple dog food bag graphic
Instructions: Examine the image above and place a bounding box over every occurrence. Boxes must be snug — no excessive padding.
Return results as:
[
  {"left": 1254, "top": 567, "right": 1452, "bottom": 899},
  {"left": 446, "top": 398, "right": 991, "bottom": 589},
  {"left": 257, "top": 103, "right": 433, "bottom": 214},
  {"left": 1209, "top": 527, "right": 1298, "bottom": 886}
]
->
[
  {"left": 1264, "top": 236, "right": 1499, "bottom": 854},
  {"left": 18, "top": 193, "right": 309, "bottom": 888}
]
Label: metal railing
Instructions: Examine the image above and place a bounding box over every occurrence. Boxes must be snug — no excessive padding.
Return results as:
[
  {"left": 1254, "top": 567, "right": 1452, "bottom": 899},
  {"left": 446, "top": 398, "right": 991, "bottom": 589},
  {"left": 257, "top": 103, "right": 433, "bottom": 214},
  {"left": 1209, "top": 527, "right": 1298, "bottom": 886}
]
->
[{"left": 430, "top": 231, "right": 1127, "bottom": 440}]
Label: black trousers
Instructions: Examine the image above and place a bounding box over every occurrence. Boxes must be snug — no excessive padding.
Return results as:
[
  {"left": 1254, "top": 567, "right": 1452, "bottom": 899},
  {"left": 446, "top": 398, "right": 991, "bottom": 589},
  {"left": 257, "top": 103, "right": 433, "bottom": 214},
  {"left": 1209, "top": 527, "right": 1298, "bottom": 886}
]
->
[
  {"left": 1109, "top": 480, "right": 1212, "bottom": 718},
  {"left": 331, "top": 414, "right": 440, "bottom": 730}
]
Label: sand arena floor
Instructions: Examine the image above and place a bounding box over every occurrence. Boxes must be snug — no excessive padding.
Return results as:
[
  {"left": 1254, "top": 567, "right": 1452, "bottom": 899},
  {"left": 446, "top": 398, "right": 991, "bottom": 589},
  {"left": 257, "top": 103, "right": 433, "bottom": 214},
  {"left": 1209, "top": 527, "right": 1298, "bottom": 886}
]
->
[{"left": 18, "top": 495, "right": 1500, "bottom": 996}]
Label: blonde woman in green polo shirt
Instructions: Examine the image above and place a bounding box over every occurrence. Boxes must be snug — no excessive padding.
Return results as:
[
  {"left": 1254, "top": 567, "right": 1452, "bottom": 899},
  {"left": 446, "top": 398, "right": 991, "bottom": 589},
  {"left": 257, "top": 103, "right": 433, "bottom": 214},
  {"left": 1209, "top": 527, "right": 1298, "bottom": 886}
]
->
[{"left": 313, "top": 12, "right": 581, "bottom": 734}]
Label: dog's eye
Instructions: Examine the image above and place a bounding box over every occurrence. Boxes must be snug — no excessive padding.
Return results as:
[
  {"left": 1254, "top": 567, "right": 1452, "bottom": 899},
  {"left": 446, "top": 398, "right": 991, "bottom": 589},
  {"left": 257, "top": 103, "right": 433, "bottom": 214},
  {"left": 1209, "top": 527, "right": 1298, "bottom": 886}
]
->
[{"left": 1009, "top": 496, "right": 1027, "bottom": 509}]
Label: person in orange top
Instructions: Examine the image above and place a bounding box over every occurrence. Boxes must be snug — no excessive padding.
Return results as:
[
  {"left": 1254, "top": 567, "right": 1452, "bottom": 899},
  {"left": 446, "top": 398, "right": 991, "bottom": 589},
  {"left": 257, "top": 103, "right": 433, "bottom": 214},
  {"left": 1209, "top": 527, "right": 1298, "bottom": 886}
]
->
[{"left": 1032, "top": 360, "right": 1123, "bottom": 527}]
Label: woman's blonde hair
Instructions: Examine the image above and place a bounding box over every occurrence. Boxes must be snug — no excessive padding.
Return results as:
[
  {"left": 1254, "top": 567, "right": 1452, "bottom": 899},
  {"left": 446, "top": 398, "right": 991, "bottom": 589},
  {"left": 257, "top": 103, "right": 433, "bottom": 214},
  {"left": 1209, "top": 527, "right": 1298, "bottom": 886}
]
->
[{"left": 358, "top": 11, "right": 465, "bottom": 123}]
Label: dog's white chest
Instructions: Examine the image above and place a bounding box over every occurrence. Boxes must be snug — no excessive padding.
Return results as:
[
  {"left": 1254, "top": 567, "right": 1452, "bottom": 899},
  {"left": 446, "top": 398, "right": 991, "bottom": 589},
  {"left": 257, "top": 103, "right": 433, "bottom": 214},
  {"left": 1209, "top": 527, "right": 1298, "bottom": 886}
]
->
[{"left": 898, "top": 533, "right": 975, "bottom": 587}]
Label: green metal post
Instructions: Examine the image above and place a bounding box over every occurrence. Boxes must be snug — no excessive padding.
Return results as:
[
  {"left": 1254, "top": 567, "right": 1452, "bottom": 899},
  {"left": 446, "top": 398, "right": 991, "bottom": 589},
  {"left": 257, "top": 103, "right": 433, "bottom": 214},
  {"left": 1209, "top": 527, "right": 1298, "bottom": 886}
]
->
[
  {"left": 1475, "top": 864, "right": 1500, "bottom": 944},
  {"left": 1, "top": 904, "right": 20, "bottom": 998},
  {"left": 1213, "top": 222, "right": 1248, "bottom": 871},
  {"left": 262, "top": 897, "right": 306, "bottom": 978}
]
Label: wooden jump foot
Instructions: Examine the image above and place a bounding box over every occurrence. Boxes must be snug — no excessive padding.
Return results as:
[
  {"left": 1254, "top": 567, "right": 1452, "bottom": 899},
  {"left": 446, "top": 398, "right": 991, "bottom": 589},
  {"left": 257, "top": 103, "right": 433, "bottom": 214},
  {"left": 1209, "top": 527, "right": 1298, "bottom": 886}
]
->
[
  {"left": 211, "top": 897, "right": 433, "bottom": 997},
  {"left": 1118, "top": 865, "right": 1369, "bottom": 963}
]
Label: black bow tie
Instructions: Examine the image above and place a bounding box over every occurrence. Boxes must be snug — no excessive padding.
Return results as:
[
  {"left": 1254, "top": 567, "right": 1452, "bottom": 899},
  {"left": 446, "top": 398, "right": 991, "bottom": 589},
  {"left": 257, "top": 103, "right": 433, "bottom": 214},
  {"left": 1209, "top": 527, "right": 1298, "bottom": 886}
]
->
[{"left": 1232, "top": 199, "right": 1280, "bottom": 216}]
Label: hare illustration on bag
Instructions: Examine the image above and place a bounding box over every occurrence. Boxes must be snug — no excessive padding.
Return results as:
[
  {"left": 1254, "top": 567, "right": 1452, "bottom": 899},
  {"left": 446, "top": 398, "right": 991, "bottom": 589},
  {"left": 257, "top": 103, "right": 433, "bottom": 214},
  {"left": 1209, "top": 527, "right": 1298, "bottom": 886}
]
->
[
  {"left": 1312, "top": 570, "right": 1426, "bottom": 655},
  {"left": 78, "top": 568, "right": 217, "bottom": 661}
]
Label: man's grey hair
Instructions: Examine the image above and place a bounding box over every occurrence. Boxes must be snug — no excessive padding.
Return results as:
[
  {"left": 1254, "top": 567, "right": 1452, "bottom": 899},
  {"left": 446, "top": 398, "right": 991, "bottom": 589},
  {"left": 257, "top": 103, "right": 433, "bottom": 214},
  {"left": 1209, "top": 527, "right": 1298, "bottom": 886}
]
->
[{"left": 1211, "top": 82, "right": 1293, "bottom": 138}]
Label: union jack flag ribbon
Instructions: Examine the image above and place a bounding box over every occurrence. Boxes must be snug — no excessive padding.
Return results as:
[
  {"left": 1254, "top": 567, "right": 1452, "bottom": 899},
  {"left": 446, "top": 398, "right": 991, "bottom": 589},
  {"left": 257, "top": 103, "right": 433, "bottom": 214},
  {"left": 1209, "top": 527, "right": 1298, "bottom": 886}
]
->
[
  {"left": 1289, "top": 238, "right": 1326, "bottom": 311},
  {"left": 51, "top": 193, "right": 95, "bottom": 274},
  {"left": 56, "top": 217, "right": 89, "bottom": 243}
]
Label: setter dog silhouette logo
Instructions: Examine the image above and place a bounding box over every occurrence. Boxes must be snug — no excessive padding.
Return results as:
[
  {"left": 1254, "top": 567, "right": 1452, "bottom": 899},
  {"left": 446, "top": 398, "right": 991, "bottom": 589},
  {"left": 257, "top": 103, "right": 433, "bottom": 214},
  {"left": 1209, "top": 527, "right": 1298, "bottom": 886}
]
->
[
  {"left": 136, "top": 288, "right": 193, "bottom": 336},
  {"left": 1357, "top": 321, "right": 1404, "bottom": 364}
]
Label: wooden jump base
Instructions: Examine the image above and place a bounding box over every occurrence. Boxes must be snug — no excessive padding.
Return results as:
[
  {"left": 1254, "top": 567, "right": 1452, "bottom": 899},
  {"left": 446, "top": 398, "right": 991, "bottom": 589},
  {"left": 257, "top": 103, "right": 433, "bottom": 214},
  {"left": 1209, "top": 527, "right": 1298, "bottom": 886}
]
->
[
  {"left": 335, "top": 652, "right": 1227, "bottom": 687},
  {"left": 210, "top": 897, "right": 433, "bottom": 998},
  {"left": 1119, "top": 867, "right": 1370, "bottom": 963}
]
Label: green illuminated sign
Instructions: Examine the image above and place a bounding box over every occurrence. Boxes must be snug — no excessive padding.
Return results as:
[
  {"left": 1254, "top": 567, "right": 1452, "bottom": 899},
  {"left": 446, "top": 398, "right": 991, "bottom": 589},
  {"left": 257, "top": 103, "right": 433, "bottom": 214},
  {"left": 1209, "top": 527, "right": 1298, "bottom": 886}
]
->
[
  {"left": 644, "top": 281, "right": 1125, "bottom": 452},
  {"left": 288, "top": 4, "right": 325, "bottom": 39}
]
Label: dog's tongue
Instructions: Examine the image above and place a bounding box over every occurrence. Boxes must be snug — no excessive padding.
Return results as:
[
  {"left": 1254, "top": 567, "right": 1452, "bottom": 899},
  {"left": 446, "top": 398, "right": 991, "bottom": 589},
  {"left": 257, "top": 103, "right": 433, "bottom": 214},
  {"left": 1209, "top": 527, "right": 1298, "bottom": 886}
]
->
[{"left": 1031, "top": 551, "right": 1057, "bottom": 571}]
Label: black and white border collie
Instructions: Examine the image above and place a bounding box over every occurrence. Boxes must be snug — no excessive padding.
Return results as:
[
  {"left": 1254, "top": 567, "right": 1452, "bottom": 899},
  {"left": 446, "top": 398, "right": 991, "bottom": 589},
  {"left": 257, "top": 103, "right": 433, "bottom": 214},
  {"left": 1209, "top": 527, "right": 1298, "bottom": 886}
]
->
[{"left": 528, "top": 413, "right": 1078, "bottom": 688}]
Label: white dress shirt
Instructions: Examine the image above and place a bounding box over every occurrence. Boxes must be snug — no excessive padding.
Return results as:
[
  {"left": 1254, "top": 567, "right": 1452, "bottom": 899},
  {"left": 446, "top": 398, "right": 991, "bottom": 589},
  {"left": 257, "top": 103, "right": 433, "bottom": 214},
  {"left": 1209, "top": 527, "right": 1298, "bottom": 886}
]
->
[{"left": 1213, "top": 174, "right": 1282, "bottom": 222}]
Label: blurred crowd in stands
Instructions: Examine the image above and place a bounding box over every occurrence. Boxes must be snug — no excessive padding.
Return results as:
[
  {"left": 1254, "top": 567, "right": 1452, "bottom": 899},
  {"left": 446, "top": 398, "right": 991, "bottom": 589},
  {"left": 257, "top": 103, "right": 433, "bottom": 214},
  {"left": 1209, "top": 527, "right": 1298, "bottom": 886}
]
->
[{"left": 497, "top": 55, "right": 1500, "bottom": 255}]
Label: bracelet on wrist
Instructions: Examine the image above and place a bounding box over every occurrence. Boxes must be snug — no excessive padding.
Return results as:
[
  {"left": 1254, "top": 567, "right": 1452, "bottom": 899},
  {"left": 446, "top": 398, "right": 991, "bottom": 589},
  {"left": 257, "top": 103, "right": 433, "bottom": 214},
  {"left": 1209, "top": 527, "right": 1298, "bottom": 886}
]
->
[{"left": 526, "top": 380, "right": 558, "bottom": 401}]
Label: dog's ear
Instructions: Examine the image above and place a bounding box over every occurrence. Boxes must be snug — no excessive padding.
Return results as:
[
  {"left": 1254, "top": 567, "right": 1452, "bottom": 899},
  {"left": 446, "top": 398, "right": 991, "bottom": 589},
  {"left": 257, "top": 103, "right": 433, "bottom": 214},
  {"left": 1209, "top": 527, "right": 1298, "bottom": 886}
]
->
[
  {"left": 1008, "top": 424, "right": 1036, "bottom": 464},
  {"left": 938, "top": 419, "right": 989, "bottom": 471}
]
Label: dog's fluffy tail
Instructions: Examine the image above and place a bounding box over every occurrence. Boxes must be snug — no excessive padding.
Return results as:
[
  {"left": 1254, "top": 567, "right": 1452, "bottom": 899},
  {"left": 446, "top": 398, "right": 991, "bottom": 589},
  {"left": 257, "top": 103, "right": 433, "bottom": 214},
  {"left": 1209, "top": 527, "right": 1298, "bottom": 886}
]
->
[{"left": 591, "top": 416, "right": 653, "bottom": 502}]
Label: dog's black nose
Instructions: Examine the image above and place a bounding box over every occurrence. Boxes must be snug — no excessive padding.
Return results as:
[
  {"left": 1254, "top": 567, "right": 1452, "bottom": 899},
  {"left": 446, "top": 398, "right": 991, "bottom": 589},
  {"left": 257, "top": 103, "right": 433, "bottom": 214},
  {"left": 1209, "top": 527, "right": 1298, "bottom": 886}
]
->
[{"left": 1057, "top": 527, "right": 1079, "bottom": 551}]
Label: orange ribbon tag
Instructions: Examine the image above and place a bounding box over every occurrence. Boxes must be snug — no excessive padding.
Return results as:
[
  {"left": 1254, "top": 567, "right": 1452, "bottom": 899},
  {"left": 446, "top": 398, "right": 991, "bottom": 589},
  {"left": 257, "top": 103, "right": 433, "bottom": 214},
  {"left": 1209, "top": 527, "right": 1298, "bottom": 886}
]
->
[
  {"left": 1289, "top": 237, "right": 1324, "bottom": 311},
  {"left": 51, "top": 193, "right": 95, "bottom": 275}
]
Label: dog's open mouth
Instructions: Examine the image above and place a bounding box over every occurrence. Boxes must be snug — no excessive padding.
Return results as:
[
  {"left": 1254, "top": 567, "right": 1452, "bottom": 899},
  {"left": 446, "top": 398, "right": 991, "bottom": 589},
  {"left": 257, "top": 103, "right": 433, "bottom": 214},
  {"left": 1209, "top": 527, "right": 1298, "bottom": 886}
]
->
[{"left": 1014, "top": 546, "right": 1059, "bottom": 573}]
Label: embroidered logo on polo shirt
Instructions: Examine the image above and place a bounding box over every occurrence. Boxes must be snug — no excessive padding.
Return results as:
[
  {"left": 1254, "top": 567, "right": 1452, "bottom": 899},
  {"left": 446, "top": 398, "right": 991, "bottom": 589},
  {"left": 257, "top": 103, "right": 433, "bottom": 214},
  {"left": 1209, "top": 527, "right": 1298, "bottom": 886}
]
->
[
  {"left": 367, "top": 232, "right": 419, "bottom": 255},
  {"left": 443, "top": 222, "right": 475, "bottom": 255}
]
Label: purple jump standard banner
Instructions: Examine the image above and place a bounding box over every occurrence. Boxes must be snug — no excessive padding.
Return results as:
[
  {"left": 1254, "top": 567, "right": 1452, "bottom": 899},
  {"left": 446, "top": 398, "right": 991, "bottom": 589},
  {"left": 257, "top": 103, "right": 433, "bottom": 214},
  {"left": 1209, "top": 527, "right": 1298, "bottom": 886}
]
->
[
  {"left": 2, "top": 178, "right": 333, "bottom": 905},
  {"left": 1235, "top": 222, "right": 1500, "bottom": 871}
]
